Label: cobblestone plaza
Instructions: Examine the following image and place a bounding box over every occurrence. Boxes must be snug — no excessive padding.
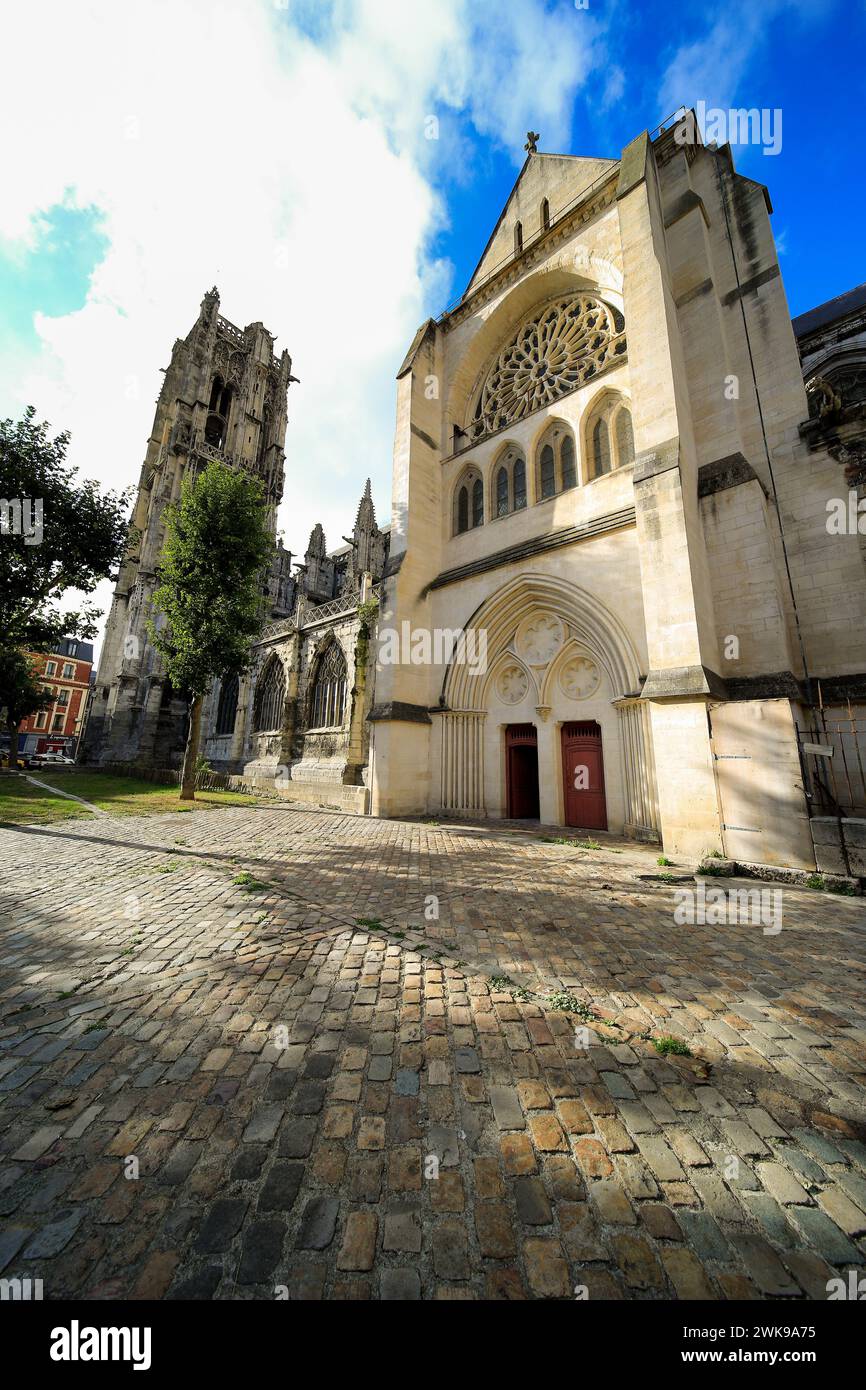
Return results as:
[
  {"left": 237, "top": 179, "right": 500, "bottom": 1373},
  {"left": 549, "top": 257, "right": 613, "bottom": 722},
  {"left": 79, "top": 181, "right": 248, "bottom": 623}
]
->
[{"left": 1, "top": 804, "right": 864, "bottom": 1300}]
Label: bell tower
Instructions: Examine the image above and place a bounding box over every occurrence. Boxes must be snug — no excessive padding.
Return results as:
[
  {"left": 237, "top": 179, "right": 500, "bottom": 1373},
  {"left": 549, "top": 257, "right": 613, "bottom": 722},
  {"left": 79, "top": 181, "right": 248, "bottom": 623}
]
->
[{"left": 82, "top": 289, "right": 296, "bottom": 766}]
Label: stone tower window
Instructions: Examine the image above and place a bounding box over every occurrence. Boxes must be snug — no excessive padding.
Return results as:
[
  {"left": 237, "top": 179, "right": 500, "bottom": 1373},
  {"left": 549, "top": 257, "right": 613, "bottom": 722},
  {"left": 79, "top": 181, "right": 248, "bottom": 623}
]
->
[
  {"left": 310, "top": 642, "right": 347, "bottom": 729},
  {"left": 206, "top": 376, "right": 233, "bottom": 448},
  {"left": 253, "top": 654, "right": 285, "bottom": 732},
  {"left": 514, "top": 221, "right": 523, "bottom": 255},
  {"left": 540, "top": 197, "right": 550, "bottom": 232},
  {"left": 257, "top": 406, "right": 271, "bottom": 465},
  {"left": 215, "top": 673, "right": 239, "bottom": 736}
]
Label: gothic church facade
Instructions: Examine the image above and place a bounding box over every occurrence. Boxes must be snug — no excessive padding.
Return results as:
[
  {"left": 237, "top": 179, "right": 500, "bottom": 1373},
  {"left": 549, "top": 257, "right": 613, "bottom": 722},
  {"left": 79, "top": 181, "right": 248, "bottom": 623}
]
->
[{"left": 367, "top": 116, "right": 866, "bottom": 866}]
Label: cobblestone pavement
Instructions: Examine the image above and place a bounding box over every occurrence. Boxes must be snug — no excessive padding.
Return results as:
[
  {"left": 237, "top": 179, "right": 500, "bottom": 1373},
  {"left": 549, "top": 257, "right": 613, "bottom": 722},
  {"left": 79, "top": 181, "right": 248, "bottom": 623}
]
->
[{"left": 1, "top": 803, "right": 865, "bottom": 1301}]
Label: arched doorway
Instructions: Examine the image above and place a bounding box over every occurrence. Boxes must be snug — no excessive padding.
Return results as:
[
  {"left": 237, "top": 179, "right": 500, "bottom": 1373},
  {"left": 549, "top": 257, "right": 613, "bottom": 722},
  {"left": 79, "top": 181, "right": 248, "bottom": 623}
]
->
[
  {"left": 506, "top": 724, "right": 539, "bottom": 819},
  {"left": 561, "top": 721, "right": 607, "bottom": 829}
]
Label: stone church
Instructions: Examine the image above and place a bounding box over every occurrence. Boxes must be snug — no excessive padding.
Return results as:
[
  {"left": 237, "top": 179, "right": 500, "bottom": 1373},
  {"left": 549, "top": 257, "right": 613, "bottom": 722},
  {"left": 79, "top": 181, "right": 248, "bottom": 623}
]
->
[
  {"left": 367, "top": 115, "right": 866, "bottom": 868},
  {"left": 82, "top": 288, "right": 388, "bottom": 811},
  {"left": 200, "top": 482, "right": 388, "bottom": 813},
  {"left": 84, "top": 112, "right": 866, "bottom": 870}
]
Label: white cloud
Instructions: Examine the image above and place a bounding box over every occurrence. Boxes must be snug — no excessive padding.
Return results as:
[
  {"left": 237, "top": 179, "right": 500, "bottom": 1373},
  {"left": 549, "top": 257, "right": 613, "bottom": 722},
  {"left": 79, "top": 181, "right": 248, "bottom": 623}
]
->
[
  {"left": 658, "top": 0, "right": 834, "bottom": 120},
  {"left": 0, "top": 0, "right": 599, "bottom": 657}
]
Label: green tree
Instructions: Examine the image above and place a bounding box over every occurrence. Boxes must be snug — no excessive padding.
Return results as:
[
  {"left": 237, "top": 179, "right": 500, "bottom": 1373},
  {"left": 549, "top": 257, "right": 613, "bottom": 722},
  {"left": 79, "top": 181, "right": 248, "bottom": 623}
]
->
[
  {"left": 0, "top": 649, "right": 53, "bottom": 767},
  {"left": 0, "top": 406, "right": 131, "bottom": 652},
  {"left": 149, "top": 459, "right": 274, "bottom": 800}
]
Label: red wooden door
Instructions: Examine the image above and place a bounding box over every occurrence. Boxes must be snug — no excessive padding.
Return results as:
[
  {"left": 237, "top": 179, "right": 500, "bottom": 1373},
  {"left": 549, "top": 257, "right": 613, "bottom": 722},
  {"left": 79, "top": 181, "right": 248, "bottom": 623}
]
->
[
  {"left": 506, "top": 724, "right": 539, "bottom": 819},
  {"left": 561, "top": 721, "right": 607, "bottom": 829}
]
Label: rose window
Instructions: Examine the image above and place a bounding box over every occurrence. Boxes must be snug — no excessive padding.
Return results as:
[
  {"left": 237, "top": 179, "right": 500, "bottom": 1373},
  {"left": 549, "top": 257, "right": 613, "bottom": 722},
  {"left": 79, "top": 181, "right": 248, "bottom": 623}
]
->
[{"left": 471, "top": 294, "right": 626, "bottom": 442}]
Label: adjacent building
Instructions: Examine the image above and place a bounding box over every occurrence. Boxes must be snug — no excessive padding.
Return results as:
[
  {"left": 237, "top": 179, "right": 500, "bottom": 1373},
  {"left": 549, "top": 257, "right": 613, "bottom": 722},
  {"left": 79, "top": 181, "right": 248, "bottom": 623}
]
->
[{"left": 19, "top": 638, "right": 94, "bottom": 756}]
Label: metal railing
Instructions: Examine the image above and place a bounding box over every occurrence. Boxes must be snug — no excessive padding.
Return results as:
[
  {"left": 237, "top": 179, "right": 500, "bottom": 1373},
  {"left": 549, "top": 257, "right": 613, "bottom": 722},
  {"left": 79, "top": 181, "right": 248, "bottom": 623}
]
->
[{"left": 799, "top": 702, "right": 866, "bottom": 815}]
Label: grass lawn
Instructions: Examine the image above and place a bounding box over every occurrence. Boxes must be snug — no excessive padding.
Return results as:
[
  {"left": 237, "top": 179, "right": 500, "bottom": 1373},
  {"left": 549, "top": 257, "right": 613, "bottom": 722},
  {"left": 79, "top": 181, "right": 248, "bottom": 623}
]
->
[{"left": 0, "top": 770, "right": 262, "bottom": 825}]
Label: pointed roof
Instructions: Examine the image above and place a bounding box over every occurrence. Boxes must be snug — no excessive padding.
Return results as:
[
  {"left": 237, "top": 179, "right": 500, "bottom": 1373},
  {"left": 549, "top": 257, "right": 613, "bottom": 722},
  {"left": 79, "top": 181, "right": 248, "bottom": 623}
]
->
[
  {"left": 306, "top": 522, "right": 326, "bottom": 557},
  {"left": 463, "top": 151, "right": 619, "bottom": 298},
  {"left": 355, "top": 477, "right": 377, "bottom": 528}
]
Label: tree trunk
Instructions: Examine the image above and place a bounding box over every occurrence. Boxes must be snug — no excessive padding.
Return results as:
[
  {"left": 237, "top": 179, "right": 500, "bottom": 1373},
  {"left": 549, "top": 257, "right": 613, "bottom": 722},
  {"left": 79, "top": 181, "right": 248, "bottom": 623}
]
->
[
  {"left": 6, "top": 719, "right": 19, "bottom": 769},
  {"left": 179, "top": 694, "right": 203, "bottom": 801}
]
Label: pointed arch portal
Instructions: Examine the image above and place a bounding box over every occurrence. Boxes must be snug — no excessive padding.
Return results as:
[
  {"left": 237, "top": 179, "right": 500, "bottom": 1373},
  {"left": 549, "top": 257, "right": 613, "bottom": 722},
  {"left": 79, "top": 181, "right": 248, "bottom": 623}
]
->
[{"left": 435, "top": 573, "right": 658, "bottom": 836}]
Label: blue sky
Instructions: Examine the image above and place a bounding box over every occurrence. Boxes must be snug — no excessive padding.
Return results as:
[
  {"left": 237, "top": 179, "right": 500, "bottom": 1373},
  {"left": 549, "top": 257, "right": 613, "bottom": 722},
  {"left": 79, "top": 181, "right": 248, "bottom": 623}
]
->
[
  {"left": 0, "top": 0, "right": 862, "bottom": 655},
  {"left": 430, "top": 0, "right": 866, "bottom": 318},
  {"left": 2, "top": 0, "right": 862, "bottom": 367}
]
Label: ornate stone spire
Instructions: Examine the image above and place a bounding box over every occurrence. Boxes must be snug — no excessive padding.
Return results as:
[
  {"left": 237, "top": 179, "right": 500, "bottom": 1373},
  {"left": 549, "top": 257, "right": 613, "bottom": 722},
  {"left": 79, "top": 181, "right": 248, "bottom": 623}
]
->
[
  {"left": 355, "top": 477, "right": 376, "bottom": 530},
  {"left": 200, "top": 286, "right": 220, "bottom": 323},
  {"left": 306, "top": 523, "right": 326, "bottom": 558}
]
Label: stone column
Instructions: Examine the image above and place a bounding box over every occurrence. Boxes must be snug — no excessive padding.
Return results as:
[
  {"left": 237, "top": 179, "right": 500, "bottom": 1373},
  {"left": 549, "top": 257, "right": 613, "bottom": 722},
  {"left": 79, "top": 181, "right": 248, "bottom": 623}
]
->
[
  {"left": 536, "top": 708, "right": 558, "bottom": 825},
  {"left": 439, "top": 711, "right": 486, "bottom": 815},
  {"left": 614, "top": 696, "right": 660, "bottom": 839},
  {"left": 233, "top": 672, "right": 254, "bottom": 770}
]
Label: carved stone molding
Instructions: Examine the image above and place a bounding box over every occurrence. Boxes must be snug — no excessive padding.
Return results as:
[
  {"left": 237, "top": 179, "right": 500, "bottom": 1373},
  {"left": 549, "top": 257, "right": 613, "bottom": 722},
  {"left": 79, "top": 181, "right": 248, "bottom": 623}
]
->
[
  {"left": 516, "top": 613, "right": 564, "bottom": 666},
  {"left": 559, "top": 653, "right": 601, "bottom": 701},
  {"left": 496, "top": 664, "right": 530, "bottom": 704}
]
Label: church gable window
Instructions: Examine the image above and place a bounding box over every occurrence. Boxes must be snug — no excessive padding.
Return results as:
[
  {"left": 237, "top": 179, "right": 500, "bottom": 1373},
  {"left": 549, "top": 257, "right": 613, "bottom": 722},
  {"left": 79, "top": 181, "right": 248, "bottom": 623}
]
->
[
  {"left": 496, "top": 465, "right": 509, "bottom": 517},
  {"left": 470, "top": 294, "right": 626, "bottom": 444},
  {"left": 253, "top": 654, "right": 285, "bottom": 732},
  {"left": 310, "top": 641, "right": 347, "bottom": 729},
  {"left": 540, "top": 443, "right": 556, "bottom": 498},
  {"left": 513, "top": 456, "right": 527, "bottom": 510},
  {"left": 514, "top": 221, "right": 523, "bottom": 255},
  {"left": 615, "top": 407, "right": 635, "bottom": 468},
  {"left": 472, "top": 477, "right": 484, "bottom": 527},
  {"left": 535, "top": 421, "right": 578, "bottom": 500},
  {"left": 491, "top": 445, "right": 527, "bottom": 518},
  {"left": 454, "top": 466, "right": 484, "bottom": 535},
  {"left": 592, "top": 418, "right": 611, "bottom": 476},
  {"left": 586, "top": 396, "right": 634, "bottom": 479},
  {"left": 561, "top": 434, "right": 577, "bottom": 489},
  {"left": 215, "top": 674, "right": 239, "bottom": 736}
]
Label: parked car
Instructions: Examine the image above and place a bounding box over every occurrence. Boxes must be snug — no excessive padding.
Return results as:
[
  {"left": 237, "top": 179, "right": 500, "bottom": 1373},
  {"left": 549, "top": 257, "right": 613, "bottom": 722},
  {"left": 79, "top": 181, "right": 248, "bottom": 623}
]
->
[
  {"left": 0, "top": 753, "right": 28, "bottom": 770},
  {"left": 32, "top": 752, "right": 75, "bottom": 766}
]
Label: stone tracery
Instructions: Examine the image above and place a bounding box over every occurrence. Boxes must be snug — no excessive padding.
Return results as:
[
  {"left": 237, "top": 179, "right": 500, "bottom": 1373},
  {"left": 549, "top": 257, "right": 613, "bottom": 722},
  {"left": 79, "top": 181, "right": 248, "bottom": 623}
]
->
[{"left": 470, "top": 294, "right": 626, "bottom": 442}]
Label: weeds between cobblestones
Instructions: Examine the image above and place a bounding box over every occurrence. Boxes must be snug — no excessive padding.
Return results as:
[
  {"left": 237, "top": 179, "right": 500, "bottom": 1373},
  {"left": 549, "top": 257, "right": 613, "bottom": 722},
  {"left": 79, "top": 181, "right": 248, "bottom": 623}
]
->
[{"left": 1, "top": 804, "right": 865, "bottom": 1300}]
